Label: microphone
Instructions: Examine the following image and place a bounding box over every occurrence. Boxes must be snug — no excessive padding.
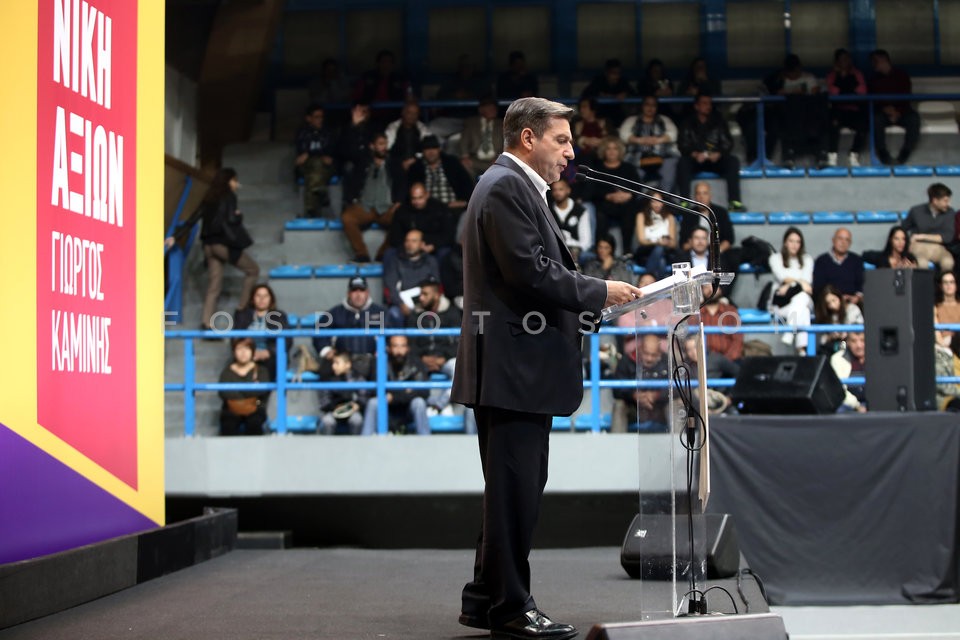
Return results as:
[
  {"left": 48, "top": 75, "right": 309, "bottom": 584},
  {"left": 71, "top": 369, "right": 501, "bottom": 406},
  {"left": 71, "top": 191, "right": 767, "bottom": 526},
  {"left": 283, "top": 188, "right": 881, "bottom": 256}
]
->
[{"left": 576, "top": 164, "right": 725, "bottom": 282}]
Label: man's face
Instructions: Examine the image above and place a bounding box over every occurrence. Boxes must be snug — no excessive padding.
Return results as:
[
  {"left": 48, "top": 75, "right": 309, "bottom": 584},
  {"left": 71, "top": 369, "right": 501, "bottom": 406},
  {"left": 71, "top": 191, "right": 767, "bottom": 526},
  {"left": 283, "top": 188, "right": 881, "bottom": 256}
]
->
[
  {"left": 526, "top": 117, "right": 574, "bottom": 185},
  {"left": 479, "top": 102, "right": 497, "bottom": 120},
  {"left": 348, "top": 288, "right": 369, "bottom": 307},
  {"left": 401, "top": 104, "right": 420, "bottom": 125},
  {"left": 694, "top": 183, "right": 711, "bottom": 206},
  {"left": 410, "top": 186, "right": 428, "bottom": 210},
  {"left": 306, "top": 109, "right": 324, "bottom": 129},
  {"left": 423, "top": 147, "right": 441, "bottom": 164},
  {"left": 332, "top": 356, "right": 351, "bottom": 377},
  {"left": 847, "top": 333, "right": 865, "bottom": 359},
  {"left": 932, "top": 195, "right": 952, "bottom": 213},
  {"left": 418, "top": 285, "right": 438, "bottom": 310},
  {"left": 387, "top": 336, "right": 409, "bottom": 361},
  {"left": 832, "top": 230, "right": 852, "bottom": 256},
  {"left": 691, "top": 229, "right": 709, "bottom": 254},
  {"left": 694, "top": 95, "right": 712, "bottom": 118},
  {"left": 871, "top": 54, "right": 891, "bottom": 74},
  {"left": 404, "top": 230, "right": 424, "bottom": 256},
  {"left": 640, "top": 337, "right": 662, "bottom": 368},
  {"left": 551, "top": 180, "right": 570, "bottom": 203},
  {"left": 605, "top": 66, "right": 622, "bottom": 86},
  {"left": 371, "top": 136, "right": 388, "bottom": 158}
]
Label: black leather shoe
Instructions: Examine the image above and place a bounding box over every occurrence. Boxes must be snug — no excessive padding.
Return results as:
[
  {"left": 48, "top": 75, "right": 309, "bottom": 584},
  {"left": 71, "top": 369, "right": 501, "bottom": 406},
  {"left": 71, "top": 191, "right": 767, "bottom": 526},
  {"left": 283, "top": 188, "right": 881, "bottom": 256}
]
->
[
  {"left": 458, "top": 612, "right": 489, "bottom": 630},
  {"left": 491, "top": 609, "right": 577, "bottom": 640}
]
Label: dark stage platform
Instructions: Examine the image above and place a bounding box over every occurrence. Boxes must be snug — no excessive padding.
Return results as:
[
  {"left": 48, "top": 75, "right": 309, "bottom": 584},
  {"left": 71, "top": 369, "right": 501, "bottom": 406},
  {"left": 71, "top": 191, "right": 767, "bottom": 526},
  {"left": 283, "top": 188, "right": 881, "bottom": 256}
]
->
[{"left": 0, "top": 547, "right": 769, "bottom": 639}]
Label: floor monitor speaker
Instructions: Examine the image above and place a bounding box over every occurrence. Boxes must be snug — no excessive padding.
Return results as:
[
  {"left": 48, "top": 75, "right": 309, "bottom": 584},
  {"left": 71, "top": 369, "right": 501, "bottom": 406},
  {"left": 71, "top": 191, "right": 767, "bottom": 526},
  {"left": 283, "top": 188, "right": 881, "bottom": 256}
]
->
[
  {"left": 620, "top": 513, "right": 740, "bottom": 580},
  {"left": 586, "top": 613, "right": 788, "bottom": 640},
  {"left": 730, "top": 355, "right": 843, "bottom": 414}
]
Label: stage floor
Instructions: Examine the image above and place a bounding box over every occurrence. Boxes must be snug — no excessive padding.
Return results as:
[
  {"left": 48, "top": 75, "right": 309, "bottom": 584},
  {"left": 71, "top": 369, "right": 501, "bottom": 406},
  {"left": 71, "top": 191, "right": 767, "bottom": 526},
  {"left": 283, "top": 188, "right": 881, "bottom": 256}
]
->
[{"left": 0, "top": 547, "right": 956, "bottom": 640}]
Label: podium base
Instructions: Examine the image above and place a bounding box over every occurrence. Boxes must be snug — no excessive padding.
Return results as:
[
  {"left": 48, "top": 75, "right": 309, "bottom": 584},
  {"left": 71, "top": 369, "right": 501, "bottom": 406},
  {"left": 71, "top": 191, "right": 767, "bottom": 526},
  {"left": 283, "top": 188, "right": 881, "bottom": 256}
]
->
[{"left": 585, "top": 613, "right": 787, "bottom": 640}]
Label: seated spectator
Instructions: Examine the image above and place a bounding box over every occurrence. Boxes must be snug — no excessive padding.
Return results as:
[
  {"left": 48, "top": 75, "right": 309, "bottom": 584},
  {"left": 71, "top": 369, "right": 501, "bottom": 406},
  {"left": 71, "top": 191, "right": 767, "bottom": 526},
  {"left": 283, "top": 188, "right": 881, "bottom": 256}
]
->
[
  {"left": 768, "top": 227, "right": 814, "bottom": 354},
  {"left": 383, "top": 229, "right": 441, "bottom": 325},
  {"left": 362, "top": 335, "right": 429, "bottom": 435},
  {"left": 678, "top": 181, "right": 734, "bottom": 253},
  {"left": 825, "top": 48, "right": 868, "bottom": 168},
  {"left": 583, "top": 234, "right": 634, "bottom": 283},
  {"left": 700, "top": 283, "right": 743, "bottom": 366},
  {"left": 406, "top": 275, "right": 462, "bottom": 412},
  {"left": 572, "top": 97, "right": 610, "bottom": 163},
  {"left": 619, "top": 95, "right": 679, "bottom": 192},
  {"left": 634, "top": 194, "right": 677, "bottom": 276},
  {"left": 459, "top": 95, "right": 503, "bottom": 178},
  {"left": 496, "top": 50, "right": 537, "bottom": 99},
  {"left": 353, "top": 49, "right": 411, "bottom": 128},
  {"left": 866, "top": 225, "right": 918, "bottom": 269},
  {"left": 814, "top": 284, "right": 864, "bottom": 356},
  {"left": 341, "top": 132, "right": 406, "bottom": 262},
  {"left": 580, "top": 58, "right": 635, "bottom": 126},
  {"left": 676, "top": 57, "right": 721, "bottom": 118},
  {"left": 618, "top": 272, "right": 670, "bottom": 359},
  {"left": 813, "top": 227, "right": 865, "bottom": 306},
  {"left": 776, "top": 54, "right": 829, "bottom": 169},
  {"left": 317, "top": 349, "right": 367, "bottom": 435},
  {"left": 549, "top": 177, "right": 593, "bottom": 262},
  {"left": 676, "top": 93, "right": 745, "bottom": 211},
  {"left": 312, "top": 276, "right": 390, "bottom": 380},
  {"left": 868, "top": 49, "right": 920, "bottom": 165},
  {"left": 637, "top": 58, "right": 674, "bottom": 104},
  {"left": 308, "top": 58, "right": 352, "bottom": 119},
  {"left": 676, "top": 227, "right": 712, "bottom": 272},
  {"left": 233, "top": 284, "right": 291, "bottom": 378},
  {"left": 436, "top": 54, "right": 489, "bottom": 108},
  {"left": 829, "top": 332, "right": 867, "bottom": 412},
  {"left": 935, "top": 330, "right": 960, "bottom": 411},
  {"left": 386, "top": 101, "right": 434, "bottom": 172},
  {"left": 294, "top": 104, "right": 337, "bottom": 218},
  {"left": 935, "top": 271, "right": 960, "bottom": 325},
  {"left": 408, "top": 135, "right": 474, "bottom": 215},
  {"left": 218, "top": 337, "right": 270, "bottom": 436},
  {"left": 736, "top": 67, "right": 785, "bottom": 165},
  {"left": 681, "top": 333, "right": 735, "bottom": 414},
  {"left": 585, "top": 136, "right": 642, "bottom": 243},
  {"left": 904, "top": 183, "right": 958, "bottom": 273},
  {"left": 386, "top": 182, "right": 455, "bottom": 259},
  {"left": 611, "top": 334, "right": 670, "bottom": 433},
  {"left": 338, "top": 102, "right": 377, "bottom": 172}
]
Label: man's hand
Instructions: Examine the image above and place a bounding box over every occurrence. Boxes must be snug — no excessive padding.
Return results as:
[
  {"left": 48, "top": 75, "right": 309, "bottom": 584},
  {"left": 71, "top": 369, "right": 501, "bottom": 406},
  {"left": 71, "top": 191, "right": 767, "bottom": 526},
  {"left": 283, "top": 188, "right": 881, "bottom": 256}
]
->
[
  {"left": 604, "top": 280, "right": 644, "bottom": 307},
  {"left": 322, "top": 155, "right": 334, "bottom": 166},
  {"left": 164, "top": 236, "right": 176, "bottom": 250},
  {"left": 295, "top": 152, "right": 308, "bottom": 166}
]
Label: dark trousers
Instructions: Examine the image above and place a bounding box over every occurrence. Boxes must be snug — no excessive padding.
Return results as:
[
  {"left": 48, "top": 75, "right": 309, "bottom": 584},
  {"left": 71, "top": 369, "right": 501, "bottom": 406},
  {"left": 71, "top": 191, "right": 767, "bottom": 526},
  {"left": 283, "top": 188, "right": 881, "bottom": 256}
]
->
[
  {"left": 219, "top": 407, "right": 267, "bottom": 436},
  {"left": 828, "top": 108, "right": 868, "bottom": 153},
  {"left": 462, "top": 406, "right": 552, "bottom": 627},
  {"left": 874, "top": 108, "right": 921, "bottom": 159},
  {"left": 676, "top": 155, "right": 741, "bottom": 203}
]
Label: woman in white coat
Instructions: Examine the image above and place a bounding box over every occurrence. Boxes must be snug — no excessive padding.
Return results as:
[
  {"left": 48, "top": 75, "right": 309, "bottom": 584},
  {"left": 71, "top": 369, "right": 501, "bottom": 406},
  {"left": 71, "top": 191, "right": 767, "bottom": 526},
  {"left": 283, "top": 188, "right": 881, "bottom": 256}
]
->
[{"left": 767, "top": 226, "right": 815, "bottom": 353}]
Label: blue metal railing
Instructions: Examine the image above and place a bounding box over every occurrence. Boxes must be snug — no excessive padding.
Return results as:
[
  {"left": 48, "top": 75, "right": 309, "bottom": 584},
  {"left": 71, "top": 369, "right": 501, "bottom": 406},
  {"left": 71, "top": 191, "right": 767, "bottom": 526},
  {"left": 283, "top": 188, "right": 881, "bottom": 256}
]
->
[
  {"left": 165, "top": 322, "right": 960, "bottom": 436},
  {"left": 164, "top": 176, "right": 198, "bottom": 325}
]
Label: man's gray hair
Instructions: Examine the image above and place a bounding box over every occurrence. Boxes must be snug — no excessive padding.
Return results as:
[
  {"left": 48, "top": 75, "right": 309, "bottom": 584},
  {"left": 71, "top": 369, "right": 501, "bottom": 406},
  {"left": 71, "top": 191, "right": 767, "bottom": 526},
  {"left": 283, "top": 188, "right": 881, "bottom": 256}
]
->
[{"left": 503, "top": 97, "right": 574, "bottom": 149}]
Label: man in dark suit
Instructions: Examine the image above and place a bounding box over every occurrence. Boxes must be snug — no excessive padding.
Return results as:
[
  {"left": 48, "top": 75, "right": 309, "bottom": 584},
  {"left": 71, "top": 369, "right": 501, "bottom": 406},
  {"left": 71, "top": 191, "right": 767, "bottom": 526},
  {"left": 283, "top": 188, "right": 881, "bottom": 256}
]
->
[{"left": 452, "top": 97, "right": 642, "bottom": 640}]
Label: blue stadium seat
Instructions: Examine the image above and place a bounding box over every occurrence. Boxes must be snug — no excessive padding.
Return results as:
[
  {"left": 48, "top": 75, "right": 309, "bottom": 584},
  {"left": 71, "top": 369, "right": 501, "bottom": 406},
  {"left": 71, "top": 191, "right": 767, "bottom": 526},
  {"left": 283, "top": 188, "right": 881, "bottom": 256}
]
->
[
  {"left": 738, "top": 308, "right": 772, "bottom": 323},
  {"left": 314, "top": 264, "right": 358, "bottom": 277},
  {"left": 286, "top": 370, "right": 320, "bottom": 382},
  {"left": 893, "top": 165, "right": 934, "bottom": 177},
  {"left": 812, "top": 211, "right": 855, "bottom": 224},
  {"left": 850, "top": 166, "right": 890, "bottom": 177},
  {"left": 327, "top": 219, "right": 344, "bottom": 230},
  {"left": 764, "top": 167, "right": 805, "bottom": 178},
  {"left": 768, "top": 211, "right": 811, "bottom": 225},
  {"left": 285, "top": 219, "right": 327, "bottom": 231},
  {"left": 863, "top": 261, "right": 877, "bottom": 270},
  {"left": 739, "top": 167, "right": 765, "bottom": 179},
  {"left": 808, "top": 167, "right": 849, "bottom": 178},
  {"left": 730, "top": 211, "right": 766, "bottom": 225},
  {"left": 552, "top": 416, "right": 573, "bottom": 430},
  {"left": 286, "top": 312, "right": 299, "bottom": 327},
  {"left": 737, "top": 263, "right": 767, "bottom": 274},
  {"left": 855, "top": 210, "right": 900, "bottom": 224},
  {"left": 429, "top": 372, "right": 450, "bottom": 381},
  {"left": 693, "top": 171, "right": 720, "bottom": 180},
  {"left": 269, "top": 265, "right": 314, "bottom": 279},
  {"left": 935, "top": 165, "right": 960, "bottom": 176},
  {"left": 358, "top": 263, "right": 384, "bottom": 277},
  {"left": 285, "top": 415, "right": 318, "bottom": 433},
  {"left": 630, "top": 263, "right": 647, "bottom": 275},
  {"left": 429, "top": 414, "right": 465, "bottom": 433},
  {"left": 298, "top": 311, "right": 326, "bottom": 328}
]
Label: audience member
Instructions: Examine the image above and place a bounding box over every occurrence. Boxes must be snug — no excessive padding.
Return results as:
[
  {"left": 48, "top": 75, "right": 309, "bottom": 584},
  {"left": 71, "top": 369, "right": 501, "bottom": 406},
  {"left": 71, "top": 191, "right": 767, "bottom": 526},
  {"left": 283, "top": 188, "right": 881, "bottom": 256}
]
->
[
  {"left": 619, "top": 95, "right": 679, "bottom": 191},
  {"left": 308, "top": 58, "right": 352, "bottom": 117},
  {"left": 814, "top": 284, "right": 864, "bottom": 355},
  {"left": 935, "top": 271, "right": 960, "bottom": 325},
  {"left": 829, "top": 332, "right": 867, "bottom": 412},
  {"left": 681, "top": 333, "right": 734, "bottom": 414},
  {"left": 586, "top": 136, "right": 642, "bottom": 243},
  {"left": 617, "top": 272, "right": 669, "bottom": 359},
  {"left": 676, "top": 57, "right": 721, "bottom": 112},
  {"left": 572, "top": 97, "right": 610, "bottom": 162},
  {"left": 459, "top": 95, "right": 503, "bottom": 177},
  {"left": 868, "top": 49, "right": 920, "bottom": 165},
  {"left": 637, "top": 58, "right": 674, "bottom": 103},
  {"left": 218, "top": 337, "right": 271, "bottom": 436},
  {"left": 768, "top": 227, "right": 814, "bottom": 354},
  {"left": 436, "top": 54, "right": 490, "bottom": 106},
  {"left": 385, "top": 101, "right": 434, "bottom": 171},
  {"left": 496, "top": 50, "right": 538, "bottom": 99},
  {"left": 386, "top": 182, "right": 454, "bottom": 258},
  {"left": 870, "top": 225, "right": 918, "bottom": 269},
  {"left": 580, "top": 58, "right": 635, "bottom": 126},
  {"left": 312, "top": 277, "right": 390, "bottom": 379},
  {"left": 362, "top": 335, "right": 430, "bottom": 435},
  {"left": 699, "top": 284, "right": 743, "bottom": 365},
  {"left": 903, "top": 183, "right": 958, "bottom": 272},
  {"left": 611, "top": 334, "right": 670, "bottom": 432},
  {"left": 776, "top": 54, "right": 829, "bottom": 169},
  {"left": 353, "top": 49, "right": 411, "bottom": 127},
  {"left": 825, "top": 48, "right": 868, "bottom": 168},
  {"left": 317, "top": 350, "right": 367, "bottom": 435},
  {"left": 383, "top": 229, "right": 441, "bottom": 324},
  {"left": 165, "top": 168, "right": 259, "bottom": 330},
  {"left": 813, "top": 227, "right": 864, "bottom": 306},
  {"left": 549, "top": 177, "right": 592, "bottom": 262},
  {"left": 294, "top": 104, "right": 337, "bottom": 218},
  {"left": 583, "top": 234, "right": 634, "bottom": 283},
  {"left": 406, "top": 275, "right": 462, "bottom": 413},
  {"left": 633, "top": 194, "right": 676, "bottom": 276},
  {"left": 678, "top": 181, "right": 734, "bottom": 253},
  {"left": 736, "top": 68, "right": 785, "bottom": 164},
  {"left": 676, "top": 93, "right": 745, "bottom": 211},
  {"left": 233, "top": 284, "right": 291, "bottom": 378},
  {"left": 935, "top": 329, "right": 960, "bottom": 410},
  {"left": 341, "top": 132, "right": 406, "bottom": 262},
  {"left": 338, "top": 103, "right": 377, "bottom": 171},
  {"left": 408, "top": 135, "right": 474, "bottom": 214},
  {"left": 678, "top": 227, "right": 712, "bottom": 272}
]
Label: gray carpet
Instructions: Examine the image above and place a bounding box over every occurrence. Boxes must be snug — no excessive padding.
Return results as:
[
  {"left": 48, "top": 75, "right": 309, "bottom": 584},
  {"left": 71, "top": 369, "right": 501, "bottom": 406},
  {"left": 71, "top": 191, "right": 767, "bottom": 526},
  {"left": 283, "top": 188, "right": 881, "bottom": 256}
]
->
[{"left": 0, "top": 547, "right": 766, "bottom": 640}]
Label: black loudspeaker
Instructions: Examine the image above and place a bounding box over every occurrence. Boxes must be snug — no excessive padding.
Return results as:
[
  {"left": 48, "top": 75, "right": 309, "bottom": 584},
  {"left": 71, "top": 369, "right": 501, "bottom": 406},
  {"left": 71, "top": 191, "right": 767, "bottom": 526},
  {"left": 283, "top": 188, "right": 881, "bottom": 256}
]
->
[
  {"left": 586, "top": 613, "right": 788, "bottom": 640},
  {"left": 864, "top": 269, "right": 936, "bottom": 411},
  {"left": 730, "top": 355, "right": 844, "bottom": 414},
  {"left": 620, "top": 514, "right": 740, "bottom": 580}
]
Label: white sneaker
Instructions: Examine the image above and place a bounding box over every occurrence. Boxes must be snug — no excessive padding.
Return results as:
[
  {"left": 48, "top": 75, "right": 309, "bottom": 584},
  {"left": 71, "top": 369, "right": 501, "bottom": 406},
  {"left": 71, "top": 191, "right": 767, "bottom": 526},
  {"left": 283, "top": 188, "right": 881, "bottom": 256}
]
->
[
  {"left": 826, "top": 152, "right": 838, "bottom": 167},
  {"left": 848, "top": 152, "right": 860, "bottom": 167}
]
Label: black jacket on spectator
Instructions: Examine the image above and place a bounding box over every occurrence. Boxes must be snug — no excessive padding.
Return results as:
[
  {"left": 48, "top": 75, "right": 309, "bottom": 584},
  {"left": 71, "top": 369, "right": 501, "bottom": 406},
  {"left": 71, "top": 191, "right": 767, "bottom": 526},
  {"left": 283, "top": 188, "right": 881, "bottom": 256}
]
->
[
  {"left": 678, "top": 203, "right": 735, "bottom": 248},
  {"left": 678, "top": 111, "right": 734, "bottom": 155},
  {"left": 387, "top": 197, "right": 455, "bottom": 250},
  {"left": 342, "top": 154, "right": 407, "bottom": 205},
  {"left": 312, "top": 298, "right": 392, "bottom": 357},
  {"left": 406, "top": 295, "right": 462, "bottom": 362},
  {"left": 407, "top": 153, "right": 476, "bottom": 204},
  {"left": 318, "top": 369, "right": 369, "bottom": 413},
  {"left": 338, "top": 121, "right": 378, "bottom": 169},
  {"left": 386, "top": 354, "right": 430, "bottom": 411},
  {"left": 296, "top": 124, "right": 338, "bottom": 160}
]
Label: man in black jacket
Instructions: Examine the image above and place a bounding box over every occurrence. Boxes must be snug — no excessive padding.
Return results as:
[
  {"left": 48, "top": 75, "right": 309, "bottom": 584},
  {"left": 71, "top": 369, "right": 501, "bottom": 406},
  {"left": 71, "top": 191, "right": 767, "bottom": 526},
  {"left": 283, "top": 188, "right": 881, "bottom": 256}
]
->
[
  {"left": 386, "top": 182, "right": 455, "bottom": 257},
  {"left": 361, "top": 334, "right": 429, "bottom": 435},
  {"left": 407, "top": 135, "right": 475, "bottom": 215},
  {"left": 676, "top": 93, "right": 745, "bottom": 211}
]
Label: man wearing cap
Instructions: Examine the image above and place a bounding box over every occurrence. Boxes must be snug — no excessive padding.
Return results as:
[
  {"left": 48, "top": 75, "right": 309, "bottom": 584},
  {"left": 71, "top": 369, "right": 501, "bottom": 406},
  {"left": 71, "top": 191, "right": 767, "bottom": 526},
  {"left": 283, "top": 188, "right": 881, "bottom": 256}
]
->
[
  {"left": 408, "top": 134, "right": 475, "bottom": 214},
  {"left": 312, "top": 276, "right": 390, "bottom": 379},
  {"left": 452, "top": 97, "right": 642, "bottom": 640}
]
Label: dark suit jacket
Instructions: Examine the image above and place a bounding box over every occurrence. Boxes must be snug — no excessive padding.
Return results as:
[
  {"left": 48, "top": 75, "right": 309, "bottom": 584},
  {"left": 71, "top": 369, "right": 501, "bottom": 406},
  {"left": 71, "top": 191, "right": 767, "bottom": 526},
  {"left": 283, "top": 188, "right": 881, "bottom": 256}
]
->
[
  {"left": 451, "top": 155, "right": 608, "bottom": 415},
  {"left": 459, "top": 116, "right": 504, "bottom": 160},
  {"left": 678, "top": 203, "right": 734, "bottom": 248}
]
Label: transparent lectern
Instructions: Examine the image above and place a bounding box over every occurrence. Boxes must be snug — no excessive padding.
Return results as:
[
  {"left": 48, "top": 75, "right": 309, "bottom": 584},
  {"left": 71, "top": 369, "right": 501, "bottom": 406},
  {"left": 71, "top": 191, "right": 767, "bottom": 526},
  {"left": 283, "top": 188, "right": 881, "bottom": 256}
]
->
[{"left": 601, "top": 262, "right": 729, "bottom": 619}]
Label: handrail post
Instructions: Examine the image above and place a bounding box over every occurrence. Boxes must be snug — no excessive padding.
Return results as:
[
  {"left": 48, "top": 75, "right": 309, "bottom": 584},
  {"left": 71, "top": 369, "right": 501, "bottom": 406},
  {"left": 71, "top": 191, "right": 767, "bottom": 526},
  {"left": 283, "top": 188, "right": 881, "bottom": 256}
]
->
[
  {"left": 184, "top": 338, "right": 196, "bottom": 437},
  {"left": 867, "top": 100, "right": 881, "bottom": 166},
  {"left": 274, "top": 336, "right": 288, "bottom": 434},
  {"left": 589, "top": 332, "right": 601, "bottom": 432},
  {"left": 756, "top": 99, "right": 768, "bottom": 169},
  {"left": 376, "top": 333, "right": 388, "bottom": 435}
]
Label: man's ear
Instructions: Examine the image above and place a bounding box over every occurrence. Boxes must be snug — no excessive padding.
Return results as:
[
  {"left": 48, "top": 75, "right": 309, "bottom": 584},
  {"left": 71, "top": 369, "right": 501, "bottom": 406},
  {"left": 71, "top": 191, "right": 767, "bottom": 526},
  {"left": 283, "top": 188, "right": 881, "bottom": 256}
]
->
[{"left": 521, "top": 128, "right": 535, "bottom": 149}]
